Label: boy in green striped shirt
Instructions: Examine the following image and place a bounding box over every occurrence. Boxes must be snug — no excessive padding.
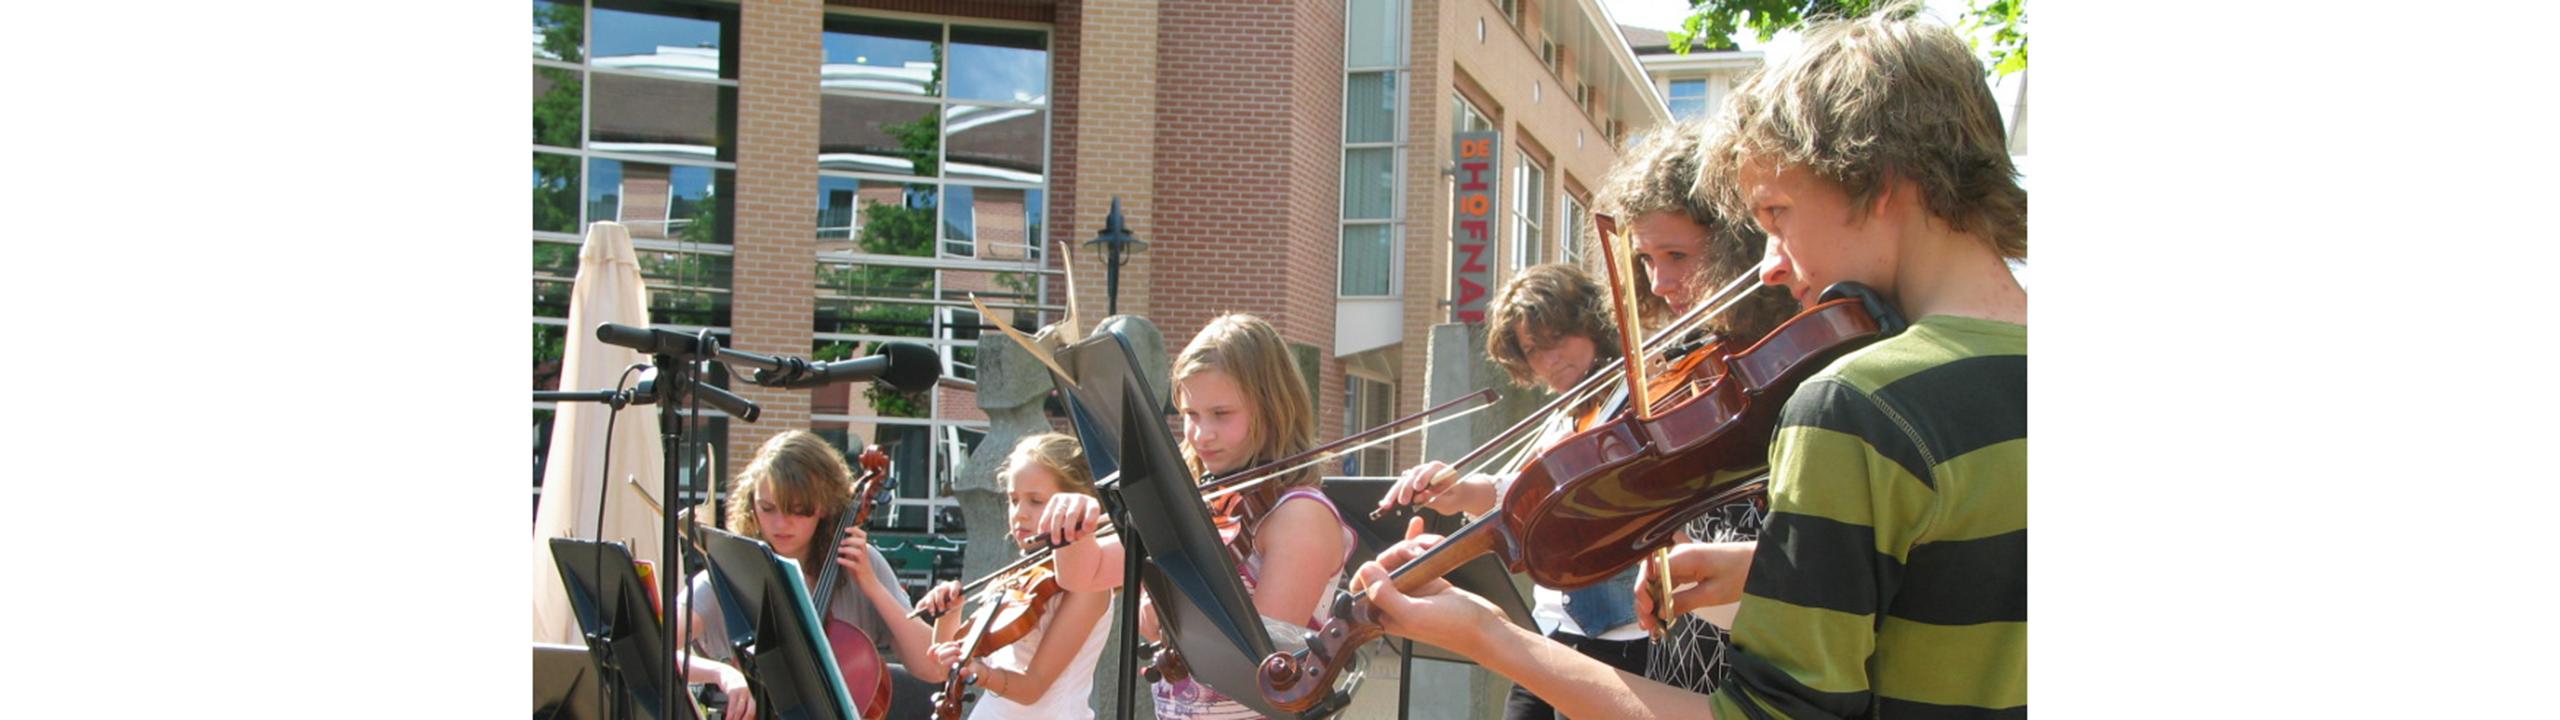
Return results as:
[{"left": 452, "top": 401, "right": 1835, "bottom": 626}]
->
[{"left": 1350, "top": 6, "right": 2026, "bottom": 719}]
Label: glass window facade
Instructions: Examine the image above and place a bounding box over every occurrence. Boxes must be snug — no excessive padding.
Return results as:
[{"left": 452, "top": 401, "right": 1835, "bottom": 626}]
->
[
  {"left": 1340, "top": 0, "right": 1408, "bottom": 298},
  {"left": 532, "top": 0, "right": 739, "bottom": 504},
  {"left": 815, "top": 12, "right": 1055, "bottom": 535}
]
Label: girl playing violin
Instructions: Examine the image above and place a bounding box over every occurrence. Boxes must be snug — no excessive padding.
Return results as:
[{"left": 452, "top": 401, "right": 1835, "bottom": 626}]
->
[
  {"left": 1373, "top": 262, "right": 1654, "bottom": 720},
  {"left": 678, "top": 430, "right": 949, "bottom": 717},
  {"left": 915, "top": 433, "right": 1122, "bottom": 719},
  {"left": 1591, "top": 119, "right": 1799, "bottom": 696},
  {"left": 1147, "top": 313, "right": 1353, "bottom": 719}
]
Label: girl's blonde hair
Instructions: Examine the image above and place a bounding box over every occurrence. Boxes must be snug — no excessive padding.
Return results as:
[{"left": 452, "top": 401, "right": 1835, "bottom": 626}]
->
[
  {"left": 727, "top": 430, "right": 854, "bottom": 563},
  {"left": 1592, "top": 119, "right": 1795, "bottom": 343},
  {"left": 1172, "top": 313, "right": 1318, "bottom": 488},
  {"left": 1001, "top": 433, "right": 1096, "bottom": 497}
]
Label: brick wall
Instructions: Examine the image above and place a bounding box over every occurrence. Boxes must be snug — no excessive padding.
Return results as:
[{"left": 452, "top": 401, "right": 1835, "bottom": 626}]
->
[
  {"left": 1066, "top": 0, "right": 1157, "bottom": 327},
  {"left": 1397, "top": 0, "right": 1447, "bottom": 468},
  {"left": 1291, "top": 0, "right": 1349, "bottom": 444},
  {"left": 1046, "top": 0, "right": 1086, "bottom": 323},
  {"left": 727, "top": 0, "right": 824, "bottom": 468},
  {"left": 1147, "top": 0, "right": 1346, "bottom": 440}
]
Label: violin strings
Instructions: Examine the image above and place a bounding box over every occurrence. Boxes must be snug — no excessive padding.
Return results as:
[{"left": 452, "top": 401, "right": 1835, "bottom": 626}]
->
[
  {"left": 1200, "top": 398, "right": 1501, "bottom": 504},
  {"left": 1676, "top": 257, "right": 1781, "bottom": 340}
]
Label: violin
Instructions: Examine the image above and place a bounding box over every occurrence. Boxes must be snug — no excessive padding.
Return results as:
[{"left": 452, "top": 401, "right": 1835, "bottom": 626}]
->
[
  {"left": 1139, "top": 466, "right": 1289, "bottom": 685},
  {"left": 811, "top": 447, "right": 896, "bottom": 720},
  {"left": 930, "top": 558, "right": 1066, "bottom": 718},
  {"left": 1258, "top": 216, "right": 1908, "bottom": 714}
]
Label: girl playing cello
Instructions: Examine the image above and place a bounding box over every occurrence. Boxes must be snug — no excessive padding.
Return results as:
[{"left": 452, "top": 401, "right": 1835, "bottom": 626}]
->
[{"left": 678, "top": 430, "right": 950, "bottom": 718}]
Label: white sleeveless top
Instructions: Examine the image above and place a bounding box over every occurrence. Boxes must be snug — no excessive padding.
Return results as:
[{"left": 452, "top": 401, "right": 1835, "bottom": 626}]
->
[{"left": 968, "top": 592, "right": 1118, "bottom": 720}]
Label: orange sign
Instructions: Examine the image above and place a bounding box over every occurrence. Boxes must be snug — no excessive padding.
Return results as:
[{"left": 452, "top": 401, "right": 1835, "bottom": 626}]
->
[{"left": 1451, "top": 131, "right": 1499, "bottom": 323}]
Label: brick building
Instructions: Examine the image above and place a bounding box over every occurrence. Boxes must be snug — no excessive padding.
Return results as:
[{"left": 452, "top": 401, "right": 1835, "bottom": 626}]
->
[{"left": 531, "top": 0, "right": 1667, "bottom": 542}]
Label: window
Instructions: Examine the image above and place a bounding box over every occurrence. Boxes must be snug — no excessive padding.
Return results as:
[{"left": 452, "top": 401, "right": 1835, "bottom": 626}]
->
[
  {"left": 812, "top": 12, "right": 1056, "bottom": 534},
  {"left": 1452, "top": 94, "right": 1493, "bottom": 134},
  {"left": 1511, "top": 151, "right": 1547, "bottom": 270},
  {"left": 1560, "top": 194, "right": 1588, "bottom": 266},
  {"left": 1345, "top": 376, "right": 1395, "bottom": 475},
  {"left": 532, "top": 0, "right": 741, "bottom": 495},
  {"left": 1667, "top": 79, "right": 1709, "bottom": 121},
  {"left": 1341, "top": 0, "right": 1408, "bottom": 297}
]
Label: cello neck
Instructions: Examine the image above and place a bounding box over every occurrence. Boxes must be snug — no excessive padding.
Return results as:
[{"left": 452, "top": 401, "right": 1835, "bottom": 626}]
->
[{"left": 808, "top": 505, "right": 850, "bottom": 612}]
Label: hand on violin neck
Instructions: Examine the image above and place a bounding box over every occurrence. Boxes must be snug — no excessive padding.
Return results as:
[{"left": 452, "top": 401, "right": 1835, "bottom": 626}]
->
[
  {"left": 1632, "top": 540, "right": 1756, "bottom": 634},
  {"left": 930, "top": 638, "right": 966, "bottom": 668},
  {"left": 1352, "top": 550, "right": 1505, "bottom": 659},
  {"left": 1350, "top": 533, "right": 1446, "bottom": 595}
]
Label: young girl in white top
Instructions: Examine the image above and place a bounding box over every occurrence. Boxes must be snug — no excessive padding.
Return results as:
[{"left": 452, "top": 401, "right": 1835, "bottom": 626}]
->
[{"left": 918, "top": 433, "right": 1122, "bottom": 720}]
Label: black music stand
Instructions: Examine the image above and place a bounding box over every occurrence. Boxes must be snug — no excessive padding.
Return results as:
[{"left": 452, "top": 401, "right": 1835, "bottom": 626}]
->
[
  {"left": 535, "top": 642, "right": 607, "bottom": 720},
  {"left": 549, "top": 538, "right": 703, "bottom": 720},
  {"left": 697, "top": 527, "right": 861, "bottom": 720},
  {"left": 1048, "top": 329, "right": 1316, "bottom": 719}
]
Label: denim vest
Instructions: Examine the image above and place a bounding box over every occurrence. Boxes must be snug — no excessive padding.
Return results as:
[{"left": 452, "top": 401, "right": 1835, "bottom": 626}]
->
[{"left": 1561, "top": 563, "right": 1643, "bottom": 635}]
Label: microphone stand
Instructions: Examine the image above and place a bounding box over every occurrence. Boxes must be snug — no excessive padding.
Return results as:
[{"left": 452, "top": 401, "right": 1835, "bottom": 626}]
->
[
  {"left": 651, "top": 348, "right": 692, "bottom": 720},
  {"left": 1096, "top": 470, "right": 1144, "bottom": 720},
  {"left": 543, "top": 335, "right": 762, "bottom": 720}
]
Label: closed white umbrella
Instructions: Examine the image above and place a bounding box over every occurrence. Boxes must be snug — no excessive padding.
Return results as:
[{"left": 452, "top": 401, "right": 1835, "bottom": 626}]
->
[{"left": 532, "top": 221, "right": 668, "bottom": 643}]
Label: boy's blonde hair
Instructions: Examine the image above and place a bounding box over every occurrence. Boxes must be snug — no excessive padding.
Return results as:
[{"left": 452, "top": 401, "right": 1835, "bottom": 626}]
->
[
  {"left": 1172, "top": 313, "right": 1318, "bottom": 488},
  {"left": 1700, "top": 5, "right": 2027, "bottom": 259},
  {"left": 1001, "top": 432, "right": 1096, "bottom": 497}
]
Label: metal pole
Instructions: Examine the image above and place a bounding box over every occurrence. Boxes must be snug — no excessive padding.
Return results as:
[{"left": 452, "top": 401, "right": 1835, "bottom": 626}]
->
[
  {"left": 1105, "top": 244, "right": 1123, "bottom": 316},
  {"left": 1398, "top": 639, "right": 1414, "bottom": 720}
]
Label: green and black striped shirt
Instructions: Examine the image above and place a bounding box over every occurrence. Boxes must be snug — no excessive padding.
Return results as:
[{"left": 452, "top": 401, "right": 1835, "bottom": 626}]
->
[{"left": 1709, "top": 315, "right": 2027, "bottom": 720}]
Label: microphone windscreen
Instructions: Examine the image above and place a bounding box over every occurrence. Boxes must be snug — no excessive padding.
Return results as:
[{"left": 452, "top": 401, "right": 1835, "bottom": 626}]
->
[{"left": 878, "top": 341, "right": 944, "bottom": 394}]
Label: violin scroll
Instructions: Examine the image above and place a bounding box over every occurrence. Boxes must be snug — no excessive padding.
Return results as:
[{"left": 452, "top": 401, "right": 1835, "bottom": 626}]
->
[{"left": 1257, "top": 589, "right": 1383, "bottom": 716}]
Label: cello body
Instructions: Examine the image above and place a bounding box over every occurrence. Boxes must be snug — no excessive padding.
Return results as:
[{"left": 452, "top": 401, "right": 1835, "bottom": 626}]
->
[
  {"left": 814, "top": 447, "right": 896, "bottom": 720},
  {"left": 826, "top": 616, "right": 894, "bottom": 720}
]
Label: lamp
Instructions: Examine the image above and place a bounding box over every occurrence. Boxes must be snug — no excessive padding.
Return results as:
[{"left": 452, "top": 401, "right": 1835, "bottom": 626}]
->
[{"left": 1083, "top": 196, "right": 1148, "bottom": 316}]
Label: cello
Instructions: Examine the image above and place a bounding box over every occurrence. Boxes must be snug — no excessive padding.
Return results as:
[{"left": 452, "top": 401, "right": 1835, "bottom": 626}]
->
[
  {"left": 809, "top": 446, "right": 897, "bottom": 720},
  {"left": 1258, "top": 215, "right": 1908, "bottom": 715}
]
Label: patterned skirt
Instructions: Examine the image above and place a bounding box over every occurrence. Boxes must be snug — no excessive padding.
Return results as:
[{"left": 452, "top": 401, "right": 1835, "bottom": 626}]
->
[{"left": 1643, "top": 489, "right": 1767, "bottom": 693}]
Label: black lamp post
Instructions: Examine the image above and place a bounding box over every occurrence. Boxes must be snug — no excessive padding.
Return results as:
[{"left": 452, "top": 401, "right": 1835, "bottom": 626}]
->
[{"left": 1085, "top": 196, "right": 1148, "bottom": 316}]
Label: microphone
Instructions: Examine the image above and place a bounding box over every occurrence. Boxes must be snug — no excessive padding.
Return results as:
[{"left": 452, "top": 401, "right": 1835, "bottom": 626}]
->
[
  {"left": 595, "top": 323, "right": 716, "bottom": 359},
  {"left": 750, "top": 341, "right": 941, "bottom": 393}
]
